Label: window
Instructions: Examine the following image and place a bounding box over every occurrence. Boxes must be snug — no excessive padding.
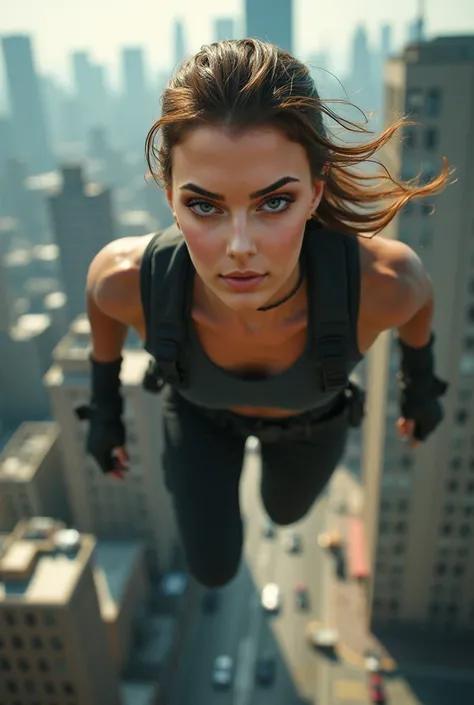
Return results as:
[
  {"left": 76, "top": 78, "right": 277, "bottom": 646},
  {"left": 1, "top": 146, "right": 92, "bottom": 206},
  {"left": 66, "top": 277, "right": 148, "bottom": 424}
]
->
[
  {"left": 404, "top": 127, "right": 417, "bottom": 149},
  {"left": 25, "top": 613, "right": 37, "bottom": 627},
  {"left": 421, "top": 201, "right": 433, "bottom": 217},
  {"left": 467, "top": 306, "right": 474, "bottom": 324},
  {"left": 450, "top": 457, "right": 462, "bottom": 471},
  {"left": 395, "top": 521, "right": 407, "bottom": 534},
  {"left": 440, "top": 523, "right": 452, "bottom": 536},
  {"left": 398, "top": 499, "right": 409, "bottom": 512},
  {"left": 424, "top": 127, "right": 438, "bottom": 150},
  {"left": 434, "top": 562, "right": 446, "bottom": 576},
  {"left": 455, "top": 409, "right": 468, "bottom": 425},
  {"left": 406, "top": 88, "right": 424, "bottom": 114},
  {"left": 460, "top": 524, "right": 471, "bottom": 537},
  {"left": 446, "top": 479, "right": 459, "bottom": 493},
  {"left": 426, "top": 88, "right": 441, "bottom": 117},
  {"left": 453, "top": 564, "right": 465, "bottom": 577}
]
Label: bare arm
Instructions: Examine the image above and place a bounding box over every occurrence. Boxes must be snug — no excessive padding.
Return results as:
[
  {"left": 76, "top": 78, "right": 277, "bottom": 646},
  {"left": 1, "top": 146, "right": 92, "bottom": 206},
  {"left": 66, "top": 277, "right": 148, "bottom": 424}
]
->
[
  {"left": 86, "top": 240, "right": 144, "bottom": 362},
  {"left": 360, "top": 238, "right": 434, "bottom": 345}
]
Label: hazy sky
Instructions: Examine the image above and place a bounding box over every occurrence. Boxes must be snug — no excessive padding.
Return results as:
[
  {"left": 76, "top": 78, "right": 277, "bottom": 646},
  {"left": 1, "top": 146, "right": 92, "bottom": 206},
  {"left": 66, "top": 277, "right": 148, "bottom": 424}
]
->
[{"left": 1, "top": 0, "right": 474, "bottom": 88}]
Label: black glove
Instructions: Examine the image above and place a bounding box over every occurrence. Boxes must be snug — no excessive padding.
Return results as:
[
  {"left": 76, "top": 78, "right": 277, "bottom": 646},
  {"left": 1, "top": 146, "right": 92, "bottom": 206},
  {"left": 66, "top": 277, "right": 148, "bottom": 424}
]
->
[
  {"left": 75, "top": 356, "right": 127, "bottom": 474},
  {"left": 397, "top": 334, "right": 449, "bottom": 442}
]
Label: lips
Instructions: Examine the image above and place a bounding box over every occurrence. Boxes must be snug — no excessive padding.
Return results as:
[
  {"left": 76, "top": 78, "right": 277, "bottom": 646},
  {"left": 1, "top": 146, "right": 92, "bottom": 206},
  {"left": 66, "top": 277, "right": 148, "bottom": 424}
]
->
[{"left": 220, "top": 272, "right": 267, "bottom": 292}]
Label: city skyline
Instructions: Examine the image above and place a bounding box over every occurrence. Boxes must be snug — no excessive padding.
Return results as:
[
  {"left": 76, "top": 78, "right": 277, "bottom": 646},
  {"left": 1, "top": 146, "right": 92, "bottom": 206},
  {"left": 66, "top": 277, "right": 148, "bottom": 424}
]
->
[{"left": 0, "top": 0, "right": 473, "bottom": 92}]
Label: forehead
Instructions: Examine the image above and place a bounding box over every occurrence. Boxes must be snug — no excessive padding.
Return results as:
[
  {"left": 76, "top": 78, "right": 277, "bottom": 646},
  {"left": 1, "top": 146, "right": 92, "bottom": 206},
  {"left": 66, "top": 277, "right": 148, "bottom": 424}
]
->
[{"left": 171, "top": 125, "right": 311, "bottom": 190}]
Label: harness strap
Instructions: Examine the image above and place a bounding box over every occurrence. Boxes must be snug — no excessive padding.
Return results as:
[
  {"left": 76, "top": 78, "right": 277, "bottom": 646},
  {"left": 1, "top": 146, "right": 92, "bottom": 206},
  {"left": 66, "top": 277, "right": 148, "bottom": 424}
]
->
[
  {"left": 140, "top": 224, "right": 191, "bottom": 389},
  {"left": 304, "top": 224, "right": 351, "bottom": 392}
]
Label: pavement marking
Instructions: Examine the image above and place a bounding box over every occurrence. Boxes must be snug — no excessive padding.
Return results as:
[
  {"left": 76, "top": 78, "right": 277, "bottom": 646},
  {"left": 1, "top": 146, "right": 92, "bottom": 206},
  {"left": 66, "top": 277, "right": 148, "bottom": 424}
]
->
[{"left": 233, "top": 591, "right": 260, "bottom": 705}]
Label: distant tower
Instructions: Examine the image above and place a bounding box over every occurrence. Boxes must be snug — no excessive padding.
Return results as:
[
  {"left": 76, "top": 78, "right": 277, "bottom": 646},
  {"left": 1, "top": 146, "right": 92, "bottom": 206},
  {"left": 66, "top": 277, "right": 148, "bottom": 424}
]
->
[
  {"left": 415, "top": 0, "right": 426, "bottom": 42},
  {"left": 174, "top": 19, "right": 187, "bottom": 68}
]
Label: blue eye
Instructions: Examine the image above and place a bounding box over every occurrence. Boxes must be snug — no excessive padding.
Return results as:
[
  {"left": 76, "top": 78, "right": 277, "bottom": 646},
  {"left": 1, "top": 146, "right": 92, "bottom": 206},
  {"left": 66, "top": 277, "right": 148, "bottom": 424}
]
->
[
  {"left": 186, "top": 200, "right": 218, "bottom": 216},
  {"left": 260, "top": 196, "right": 294, "bottom": 213}
]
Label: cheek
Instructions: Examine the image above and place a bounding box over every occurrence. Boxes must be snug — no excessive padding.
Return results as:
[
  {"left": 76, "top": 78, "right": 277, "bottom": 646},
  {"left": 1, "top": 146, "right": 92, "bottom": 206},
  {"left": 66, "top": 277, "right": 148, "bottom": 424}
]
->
[
  {"left": 261, "top": 218, "right": 306, "bottom": 260},
  {"left": 181, "top": 224, "right": 221, "bottom": 271}
]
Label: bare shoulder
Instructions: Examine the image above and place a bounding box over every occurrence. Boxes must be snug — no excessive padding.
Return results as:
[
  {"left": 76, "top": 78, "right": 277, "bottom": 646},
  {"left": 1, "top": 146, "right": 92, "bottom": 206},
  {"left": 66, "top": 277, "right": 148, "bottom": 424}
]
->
[
  {"left": 87, "top": 232, "right": 156, "bottom": 325},
  {"left": 358, "top": 235, "right": 432, "bottom": 331}
]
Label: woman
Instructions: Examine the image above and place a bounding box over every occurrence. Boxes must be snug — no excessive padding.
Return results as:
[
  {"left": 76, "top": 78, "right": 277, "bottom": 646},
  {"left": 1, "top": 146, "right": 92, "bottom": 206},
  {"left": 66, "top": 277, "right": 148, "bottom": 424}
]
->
[{"left": 79, "top": 39, "right": 449, "bottom": 588}]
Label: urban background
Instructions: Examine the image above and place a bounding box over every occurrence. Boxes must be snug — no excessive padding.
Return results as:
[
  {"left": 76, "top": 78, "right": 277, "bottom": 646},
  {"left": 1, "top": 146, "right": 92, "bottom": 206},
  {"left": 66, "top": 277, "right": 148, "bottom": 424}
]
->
[{"left": 1, "top": 1, "right": 474, "bottom": 704}]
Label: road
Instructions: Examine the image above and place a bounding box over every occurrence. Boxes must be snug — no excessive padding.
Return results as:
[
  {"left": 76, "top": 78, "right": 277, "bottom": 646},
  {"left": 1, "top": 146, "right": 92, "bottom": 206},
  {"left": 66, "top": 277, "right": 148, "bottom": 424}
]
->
[{"left": 169, "top": 440, "right": 330, "bottom": 705}]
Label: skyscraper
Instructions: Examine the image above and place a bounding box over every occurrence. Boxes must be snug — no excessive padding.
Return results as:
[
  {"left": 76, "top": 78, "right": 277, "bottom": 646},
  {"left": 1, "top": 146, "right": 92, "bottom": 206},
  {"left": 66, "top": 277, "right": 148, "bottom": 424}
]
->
[
  {"left": 245, "top": 0, "right": 293, "bottom": 54},
  {"left": 214, "top": 17, "right": 236, "bottom": 42},
  {"left": 363, "top": 36, "right": 474, "bottom": 632},
  {"left": 48, "top": 165, "right": 116, "bottom": 321},
  {"left": 1, "top": 36, "right": 54, "bottom": 174},
  {"left": 173, "top": 19, "right": 187, "bottom": 68}
]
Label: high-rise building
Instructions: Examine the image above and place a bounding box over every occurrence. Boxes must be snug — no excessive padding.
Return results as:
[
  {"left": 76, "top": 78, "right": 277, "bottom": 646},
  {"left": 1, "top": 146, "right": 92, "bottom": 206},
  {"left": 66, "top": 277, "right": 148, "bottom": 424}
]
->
[
  {"left": 71, "top": 51, "right": 110, "bottom": 137},
  {"left": 0, "top": 314, "right": 54, "bottom": 427},
  {"left": 1, "top": 36, "right": 54, "bottom": 174},
  {"left": 214, "top": 17, "right": 236, "bottom": 42},
  {"left": 173, "top": 19, "right": 187, "bottom": 68},
  {"left": 363, "top": 36, "right": 474, "bottom": 633},
  {"left": 245, "top": 0, "right": 293, "bottom": 54},
  {"left": 44, "top": 316, "right": 179, "bottom": 577},
  {"left": 48, "top": 165, "right": 116, "bottom": 321},
  {"left": 0, "top": 423, "right": 70, "bottom": 531},
  {"left": 0, "top": 517, "right": 160, "bottom": 705},
  {"left": 120, "top": 48, "right": 151, "bottom": 152}
]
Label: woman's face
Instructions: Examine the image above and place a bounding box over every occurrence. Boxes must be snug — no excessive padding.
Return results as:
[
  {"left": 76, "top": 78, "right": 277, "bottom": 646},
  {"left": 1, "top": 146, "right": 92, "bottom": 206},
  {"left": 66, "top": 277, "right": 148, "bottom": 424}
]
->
[{"left": 167, "top": 125, "right": 323, "bottom": 312}]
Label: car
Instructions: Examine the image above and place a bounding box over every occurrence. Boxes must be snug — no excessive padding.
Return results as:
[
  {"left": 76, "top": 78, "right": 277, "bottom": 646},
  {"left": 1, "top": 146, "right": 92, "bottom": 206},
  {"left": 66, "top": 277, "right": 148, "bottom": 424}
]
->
[
  {"left": 261, "top": 583, "right": 281, "bottom": 612},
  {"left": 295, "top": 584, "right": 310, "bottom": 610},
  {"left": 202, "top": 589, "right": 219, "bottom": 613},
  {"left": 262, "top": 518, "right": 276, "bottom": 538},
  {"left": 305, "top": 621, "right": 339, "bottom": 651},
  {"left": 317, "top": 531, "right": 342, "bottom": 550},
  {"left": 212, "top": 655, "right": 234, "bottom": 688},
  {"left": 369, "top": 684, "right": 386, "bottom": 704},
  {"left": 255, "top": 655, "right": 276, "bottom": 685},
  {"left": 283, "top": 531, "right": 302, "bottom": 553},
  {"left": 365, "top": 650, "right": 382, "bottom": 673}
]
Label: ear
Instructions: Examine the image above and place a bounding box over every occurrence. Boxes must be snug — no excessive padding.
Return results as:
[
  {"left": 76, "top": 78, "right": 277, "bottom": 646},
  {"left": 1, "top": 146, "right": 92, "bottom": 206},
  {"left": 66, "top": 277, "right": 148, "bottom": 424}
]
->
[{"left": 306, "top": 180, "right": 324, "bottom": 220}]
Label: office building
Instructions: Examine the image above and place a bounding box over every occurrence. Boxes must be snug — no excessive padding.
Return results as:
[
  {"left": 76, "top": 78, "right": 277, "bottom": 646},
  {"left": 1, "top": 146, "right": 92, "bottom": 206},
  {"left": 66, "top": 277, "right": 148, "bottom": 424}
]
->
[
  {"left": 0, "top": 423, "right": 70, "bottom": 532},
  {"left": 1, "top": 36, "right": 54, "bottom": 174},
  {"left": 48, "top": 165, "right": 116, "bottom": 321},
  {"left": 0, "top": 516, "right": 161, "bottom": 705},
  {"left": 214, "top": 17, "right": 236, "bottom": 42},
  {"left": 245, "top": 0, "right": 293, "bottom": 54},
  {"left": 363, "top": 36, "right": 474, "bottom": 632}
]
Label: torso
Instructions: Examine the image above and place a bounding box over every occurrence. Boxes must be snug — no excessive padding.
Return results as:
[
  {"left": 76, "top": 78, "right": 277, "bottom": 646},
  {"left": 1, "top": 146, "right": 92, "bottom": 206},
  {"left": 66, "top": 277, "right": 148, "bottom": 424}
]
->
[{"left": 115, "top": 230, "right": 390, "bottom": 419}]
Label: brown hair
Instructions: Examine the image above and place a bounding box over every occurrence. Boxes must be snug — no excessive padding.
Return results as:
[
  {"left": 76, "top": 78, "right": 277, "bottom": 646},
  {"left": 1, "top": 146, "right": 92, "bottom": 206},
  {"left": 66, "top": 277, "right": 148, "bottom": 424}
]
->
[{"left": 145, "top": 38, "right": 452, "bottom": 236}]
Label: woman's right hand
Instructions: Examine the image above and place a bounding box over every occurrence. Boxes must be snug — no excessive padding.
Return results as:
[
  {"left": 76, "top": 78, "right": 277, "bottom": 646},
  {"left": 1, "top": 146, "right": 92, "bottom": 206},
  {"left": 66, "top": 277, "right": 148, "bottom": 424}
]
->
[{"left": 75, "top": 404, "right": 129, "bottom": 479}]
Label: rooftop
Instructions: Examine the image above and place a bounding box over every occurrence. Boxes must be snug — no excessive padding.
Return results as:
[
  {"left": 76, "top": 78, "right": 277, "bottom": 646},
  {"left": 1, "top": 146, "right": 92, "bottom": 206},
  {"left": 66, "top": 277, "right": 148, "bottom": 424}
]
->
[
  {"left": 10, "top": 313, "right": 51, "bottom": 341},
  {"left": 0, "top": 518, "right": 91, "bottom": 603},
  {"left": 0, "top": 519, "right": 144, "bottom": 615},
  {"left": 0, "top": 422, "right": 59, "bottom": 482}
]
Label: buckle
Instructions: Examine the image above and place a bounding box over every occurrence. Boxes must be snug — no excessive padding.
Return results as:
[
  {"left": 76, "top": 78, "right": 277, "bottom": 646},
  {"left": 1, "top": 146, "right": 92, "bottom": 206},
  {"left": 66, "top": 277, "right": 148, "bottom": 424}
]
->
[
  {"left": 318, "top": 335, "right": 348, "bottom": 391},
  {"left": 154, "top": 340, "right": 186, "bottom": 386}
]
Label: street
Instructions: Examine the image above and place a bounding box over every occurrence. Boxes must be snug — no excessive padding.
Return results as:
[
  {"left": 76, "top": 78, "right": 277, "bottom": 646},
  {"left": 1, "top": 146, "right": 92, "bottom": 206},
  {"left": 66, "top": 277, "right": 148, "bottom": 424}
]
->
[{"left": 169, "top": 441, "right": 330, "bottom": 705}]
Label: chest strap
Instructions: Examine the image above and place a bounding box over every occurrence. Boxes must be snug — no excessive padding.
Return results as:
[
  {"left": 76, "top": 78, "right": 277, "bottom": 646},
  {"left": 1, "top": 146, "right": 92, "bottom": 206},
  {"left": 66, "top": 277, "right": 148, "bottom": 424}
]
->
[
  {"left": 304, "top": 226, "right": 351, "bottom": 392},
  {"left": 140, "top": 225, "right": 192, "bottom": 391}
]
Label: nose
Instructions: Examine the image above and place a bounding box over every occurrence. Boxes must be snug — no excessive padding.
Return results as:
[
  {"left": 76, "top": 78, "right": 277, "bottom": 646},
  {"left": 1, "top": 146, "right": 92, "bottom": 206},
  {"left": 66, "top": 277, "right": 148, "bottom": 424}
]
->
[{"left": 226, "top": 223, "right": 257, "bottom": 260}]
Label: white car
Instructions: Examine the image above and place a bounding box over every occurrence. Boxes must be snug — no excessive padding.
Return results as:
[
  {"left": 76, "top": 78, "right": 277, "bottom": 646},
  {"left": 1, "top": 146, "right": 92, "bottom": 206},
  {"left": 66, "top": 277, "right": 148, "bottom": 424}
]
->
[
  {"left": 212, "top": 655, "right": 234, "bottom": 688},
  {"left": 261, "top": 583, "right": 281, "bottom": 612}
]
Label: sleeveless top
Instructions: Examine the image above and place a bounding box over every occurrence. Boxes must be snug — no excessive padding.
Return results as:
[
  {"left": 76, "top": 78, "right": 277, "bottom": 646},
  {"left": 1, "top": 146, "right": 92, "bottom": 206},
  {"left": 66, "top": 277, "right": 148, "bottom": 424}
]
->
[{"left": 139, "top": 220, "right": 363, "bottom": 412}]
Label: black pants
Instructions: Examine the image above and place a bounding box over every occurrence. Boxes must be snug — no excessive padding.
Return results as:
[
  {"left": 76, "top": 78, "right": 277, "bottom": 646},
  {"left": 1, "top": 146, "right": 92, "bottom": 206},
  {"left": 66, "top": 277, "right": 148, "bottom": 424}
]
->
[{"left": 162, "top": 387, "right": 350, "bottom": 588}]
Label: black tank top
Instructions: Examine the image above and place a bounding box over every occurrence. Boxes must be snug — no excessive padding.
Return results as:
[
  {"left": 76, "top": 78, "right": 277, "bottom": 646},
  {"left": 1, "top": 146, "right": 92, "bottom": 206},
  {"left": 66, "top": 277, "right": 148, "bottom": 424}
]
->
[{"left": 140, "top": 221, "right": 363, "bottom": 412}]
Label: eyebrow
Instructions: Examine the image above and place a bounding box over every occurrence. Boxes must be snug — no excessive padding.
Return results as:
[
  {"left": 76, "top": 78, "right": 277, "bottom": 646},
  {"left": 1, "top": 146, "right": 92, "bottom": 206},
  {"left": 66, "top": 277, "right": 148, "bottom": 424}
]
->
[{"left": 179, "top": 176, "right": 301, "bottom": 201}]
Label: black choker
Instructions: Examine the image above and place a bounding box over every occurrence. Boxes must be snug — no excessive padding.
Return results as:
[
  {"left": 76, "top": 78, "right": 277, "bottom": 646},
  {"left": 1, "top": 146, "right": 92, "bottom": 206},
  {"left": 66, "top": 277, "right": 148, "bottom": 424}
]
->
[{"left": 257, "top": 265, "right": 305, "bottom": 312}]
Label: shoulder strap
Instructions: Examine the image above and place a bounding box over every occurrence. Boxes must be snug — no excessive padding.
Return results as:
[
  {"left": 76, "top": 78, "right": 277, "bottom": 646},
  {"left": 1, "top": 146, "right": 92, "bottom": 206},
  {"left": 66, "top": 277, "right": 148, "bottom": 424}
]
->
[
  {"left": 139, "top": 224, "right": 192, "bottom": 388},
  {"left": 304, "top": 225, "right": 351, "bottom": 392}
]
